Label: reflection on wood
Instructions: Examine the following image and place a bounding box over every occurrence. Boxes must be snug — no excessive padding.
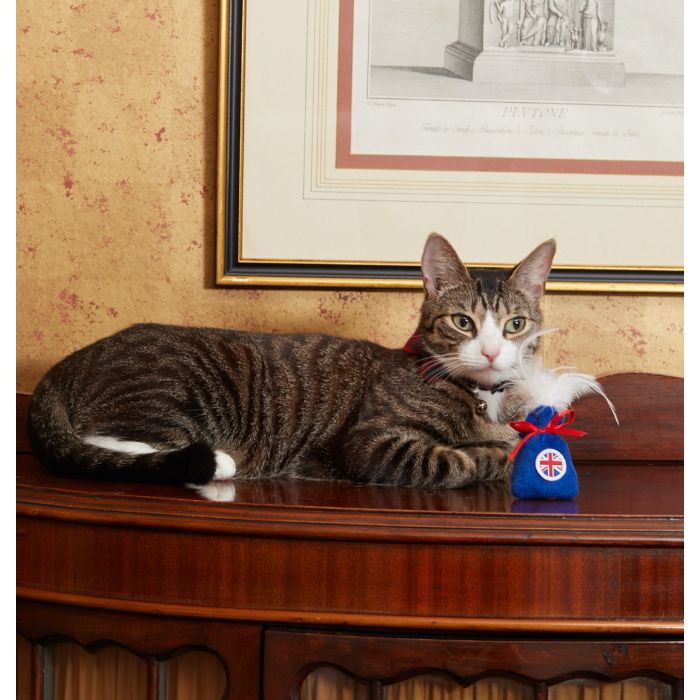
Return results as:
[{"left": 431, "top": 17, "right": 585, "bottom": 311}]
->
[{"left": 299, "top": 669, "right": 676, "bottom": 700}]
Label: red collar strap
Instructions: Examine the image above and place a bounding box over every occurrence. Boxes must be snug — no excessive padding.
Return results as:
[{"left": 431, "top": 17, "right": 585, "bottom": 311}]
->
[
  {"left": 403, "top": 331, "right": 440, "bottom": 383},
  {"left": 403, "top": 331, "right": 423, "bottom": 356}
]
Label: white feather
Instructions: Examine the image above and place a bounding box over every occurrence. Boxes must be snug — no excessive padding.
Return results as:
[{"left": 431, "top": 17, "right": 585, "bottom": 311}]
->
[
  {"left": 516, "top": 327, "right": 561, "bottom": 365},
  {"left": 511, "top": 332, "right": 619, "bottom": 424}
]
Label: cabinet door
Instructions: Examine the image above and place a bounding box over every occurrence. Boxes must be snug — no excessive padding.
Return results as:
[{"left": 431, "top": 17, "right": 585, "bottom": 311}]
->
[
  {"left": 17, "top": 601, "right": 262, "bottom": 700},
  {"left": 263, "top": 631, "right": 683, "bottom": 700}
]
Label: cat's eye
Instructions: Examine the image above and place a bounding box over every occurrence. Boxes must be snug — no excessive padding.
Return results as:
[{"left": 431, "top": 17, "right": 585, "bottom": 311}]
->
[
  {"left": 451, "top": 314, "right": 474, "bottom": 332},
  {"left": 504, "top": 317, "right": 526, "bottom": 334}
]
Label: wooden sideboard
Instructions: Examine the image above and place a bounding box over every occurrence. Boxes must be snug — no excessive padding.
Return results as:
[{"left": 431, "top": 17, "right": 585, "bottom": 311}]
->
[{"left": 16, "top": 374, "right": 684, "bottom": 699}]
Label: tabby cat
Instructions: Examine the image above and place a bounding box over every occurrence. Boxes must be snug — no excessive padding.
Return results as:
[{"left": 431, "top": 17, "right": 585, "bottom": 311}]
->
[{"left": 28, "top": 234, "right": 556, "bottom": 489}]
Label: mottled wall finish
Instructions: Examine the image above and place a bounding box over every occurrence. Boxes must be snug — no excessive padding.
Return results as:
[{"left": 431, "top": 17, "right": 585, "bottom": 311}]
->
[{"left": 16, "top": 0, "right": 683, "bottom": 393}]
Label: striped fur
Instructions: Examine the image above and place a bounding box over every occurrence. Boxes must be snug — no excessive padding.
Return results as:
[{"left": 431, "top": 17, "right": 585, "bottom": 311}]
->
[{"left": 28, "top": 235, "right": 555, "bottom": 488}]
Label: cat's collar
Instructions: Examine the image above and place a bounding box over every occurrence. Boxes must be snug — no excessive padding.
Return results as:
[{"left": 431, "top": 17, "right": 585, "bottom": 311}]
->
[
  {"left": 468, "top": 378, "right": 510, "bottom": 394},
  {"left": 403, "top": 332, "right": 509, "bottom": 393}
]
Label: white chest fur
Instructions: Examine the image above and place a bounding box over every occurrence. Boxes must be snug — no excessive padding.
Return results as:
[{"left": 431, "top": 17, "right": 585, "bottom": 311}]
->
[{"left": 476, "top": 388, "right": 505, "bottom": 422}]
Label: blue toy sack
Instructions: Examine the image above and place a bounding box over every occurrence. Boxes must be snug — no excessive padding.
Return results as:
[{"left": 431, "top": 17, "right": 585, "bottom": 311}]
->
[
  {"left": 509, "top": 405, "right": 586, "bottom": 500},
  {"left": 504, "top": 347, "right": 618, "bottom": 502}
]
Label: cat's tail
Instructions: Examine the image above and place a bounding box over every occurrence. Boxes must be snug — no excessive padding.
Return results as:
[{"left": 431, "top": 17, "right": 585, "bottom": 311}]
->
[{"left": 27, "top": 377, "right": 217, "bottom": 485}]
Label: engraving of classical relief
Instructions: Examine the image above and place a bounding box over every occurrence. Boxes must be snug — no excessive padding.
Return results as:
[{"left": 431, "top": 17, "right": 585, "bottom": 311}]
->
[
  {"left": 489, "top": 0, "right": 611, "bottom": 51},
  {"left": 579, "top": 0, "right": 604, "bottom": 50},
  {"left": 546, "top": 0, "right": 571, "bottom": 47},
  {"left": 490, "top": 0, "right": 521, "bottom": 47},
  {"left": 519, "top": 0, "right": 548, "bottom": 46}
]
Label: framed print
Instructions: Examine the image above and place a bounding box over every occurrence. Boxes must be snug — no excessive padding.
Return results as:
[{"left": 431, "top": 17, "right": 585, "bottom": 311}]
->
[{"left": 216, "top": 0, "right": 683, "bottom": 291}]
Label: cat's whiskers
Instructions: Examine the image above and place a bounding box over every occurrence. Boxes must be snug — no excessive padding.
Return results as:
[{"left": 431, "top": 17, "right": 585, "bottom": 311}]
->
[
  {"left": 411, "top": 356, "right": 470, "bottom": 381},
  {"left": 416, "top": 354, "right": 467, "bottom": 374},
  {"left": 427, "top": 358, "right": 473, "bottom": 381}
]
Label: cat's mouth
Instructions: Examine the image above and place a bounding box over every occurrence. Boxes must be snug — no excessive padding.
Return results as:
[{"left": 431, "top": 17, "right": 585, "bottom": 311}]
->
[
  {"left": 472, "top": 369, "right": 509, "bottom": 388},
  {"left": 459, "top": 362, "right": 516, "bottom": 389}
]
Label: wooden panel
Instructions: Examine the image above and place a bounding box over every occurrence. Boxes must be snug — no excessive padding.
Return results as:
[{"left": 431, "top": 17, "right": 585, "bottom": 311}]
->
[
  {"left": 570, "top": 374, "right": 683, "bottom": 463},
  {"left": 147, "top": 657, "right": 159, "bottom": 700},
  {"left": 16, "top": 600, "right": 262, "bottom": 700},
  {"left": 16, "top": 371, "right": 684, "bottom": 635},
  {"left": 15, "top": 376, "right": 685, "bottom": 651},
  {"left": 16, "top": 636, "right": 32, "bottom": 700},
  {"left": 17, "top": 513, "right": 683, "bottom": 632},
  {"left": 264, "top": 631, "right": 683, "bottom": 700}
]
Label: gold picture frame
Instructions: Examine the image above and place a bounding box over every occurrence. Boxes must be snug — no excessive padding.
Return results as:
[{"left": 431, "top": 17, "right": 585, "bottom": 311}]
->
[{"left": 216, "top": 0, "right": 683, "bottom": 293}]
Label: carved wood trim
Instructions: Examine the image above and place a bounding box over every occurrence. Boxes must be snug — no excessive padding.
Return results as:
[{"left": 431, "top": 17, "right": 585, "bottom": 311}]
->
[
  {"left": 16, "top": 586, "right": 685, "bottom": 635},
  {"left": 17, "top": 601, "right": 262, "bottom": 700},
  {"left": 264, "top": 631, "right": 683, "bottom": 700},
  {"left": 15, "top": 491, "right": 683, "bottom": 547},
  {"left": 146, "top": 657, "right": 159, "bottom": 700},
  {"left": 291, "top": 666, "right": 682, "bottom": 699}
]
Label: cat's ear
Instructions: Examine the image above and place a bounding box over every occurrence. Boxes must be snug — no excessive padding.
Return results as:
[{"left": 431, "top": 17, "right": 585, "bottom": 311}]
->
[
  {"left": 421, "top": 233, "right": 470, "bottom": 298},
  {"left": 508, "top": 239, "right": 556, "bottom": 302}
]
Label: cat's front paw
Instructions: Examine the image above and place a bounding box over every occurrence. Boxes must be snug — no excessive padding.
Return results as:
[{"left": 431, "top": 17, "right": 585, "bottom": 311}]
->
[{"left": 478, "top": 447, "right": 513, "bottom": 482}]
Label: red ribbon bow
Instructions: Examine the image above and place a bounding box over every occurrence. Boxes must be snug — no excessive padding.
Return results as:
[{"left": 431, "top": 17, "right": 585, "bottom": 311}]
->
[{"left": 508, "top": 409, "right": 587, "bottom": 461}]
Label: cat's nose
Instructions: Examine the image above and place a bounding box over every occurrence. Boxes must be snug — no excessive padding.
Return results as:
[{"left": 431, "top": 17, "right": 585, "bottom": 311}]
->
[{"left": 481, "top": 348, "right": 500, "bottom": 364}]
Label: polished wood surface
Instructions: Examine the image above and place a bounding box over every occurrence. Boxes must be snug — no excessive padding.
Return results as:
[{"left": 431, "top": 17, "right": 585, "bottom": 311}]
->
[
  {"left": 264, "top": 631, "right": 683, "bottom": 700},
  {"left": 15, "top": 453, "right": 683, "bottom": 533},
  {"left": 569, "top": 373, "right": 683, "bottom": 463},
  {"left": 16, "top": 450, "right": 683, "bottom": 519},
  {"left": 17, "top": 451, "right": 683, "bottom": 633},
  {"left": 15, "top": 375, "right": 684, "bottom": 696}
]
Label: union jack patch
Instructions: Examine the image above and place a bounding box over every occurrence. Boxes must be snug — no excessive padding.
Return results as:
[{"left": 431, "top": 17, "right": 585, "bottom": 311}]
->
[{"left": 535, "top": 448, "right": 567, "bottom": 481}]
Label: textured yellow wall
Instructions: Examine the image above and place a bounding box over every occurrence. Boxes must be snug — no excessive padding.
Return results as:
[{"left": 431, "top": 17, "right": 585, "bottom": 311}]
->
[{"left": 16, "top": 0, "right": 683, "bottom": 393}]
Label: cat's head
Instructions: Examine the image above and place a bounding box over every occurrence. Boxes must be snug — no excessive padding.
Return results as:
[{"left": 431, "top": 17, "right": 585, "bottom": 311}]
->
[{"left": 418, "top": 233, "right": 556, "bottom": 388}]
